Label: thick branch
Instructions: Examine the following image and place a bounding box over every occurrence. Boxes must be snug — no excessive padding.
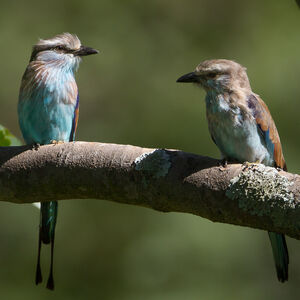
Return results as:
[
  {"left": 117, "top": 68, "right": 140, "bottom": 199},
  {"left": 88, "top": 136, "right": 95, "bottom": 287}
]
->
[{"left": 1, "top": 142, "right": 300, "bottom": 239}]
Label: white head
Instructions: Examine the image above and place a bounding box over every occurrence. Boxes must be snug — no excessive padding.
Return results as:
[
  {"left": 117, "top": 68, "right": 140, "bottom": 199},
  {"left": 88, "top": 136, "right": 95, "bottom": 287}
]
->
[{"left": 29, "top": 33, "right": 99, "bottom": 71}]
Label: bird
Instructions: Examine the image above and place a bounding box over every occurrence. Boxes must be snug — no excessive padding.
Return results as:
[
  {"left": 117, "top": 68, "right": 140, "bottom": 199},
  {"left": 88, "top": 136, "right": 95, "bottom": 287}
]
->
[
  {"left": 18, "top": 33, "right": 98, "bottom": 289},
  {"left": 176, "top": 59, "right": 289, "bottom": 282}
]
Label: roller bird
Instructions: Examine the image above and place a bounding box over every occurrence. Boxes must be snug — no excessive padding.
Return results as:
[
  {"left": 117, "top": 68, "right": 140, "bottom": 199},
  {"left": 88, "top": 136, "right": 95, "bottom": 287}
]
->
[
  {"left": 18, "top": 33, "right": 98, "bottom": 289},
  {"left": 177, "top": 59, "right": 289, "bottom": 282}
]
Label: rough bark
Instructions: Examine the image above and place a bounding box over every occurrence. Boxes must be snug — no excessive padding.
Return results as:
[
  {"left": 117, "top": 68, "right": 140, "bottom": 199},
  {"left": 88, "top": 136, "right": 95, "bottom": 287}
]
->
[{"left": 1, "top": 142, "right": 300, "bottom": 239}]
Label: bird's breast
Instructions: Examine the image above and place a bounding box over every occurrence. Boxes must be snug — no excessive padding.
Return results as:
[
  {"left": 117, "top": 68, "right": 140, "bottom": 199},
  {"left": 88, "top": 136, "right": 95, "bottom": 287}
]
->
[
  {"left": 205, "top": 95, "right": 273, "bottom": 164},
  {"left": 18, "top": 68, "right": 78, "bottom": 144}
]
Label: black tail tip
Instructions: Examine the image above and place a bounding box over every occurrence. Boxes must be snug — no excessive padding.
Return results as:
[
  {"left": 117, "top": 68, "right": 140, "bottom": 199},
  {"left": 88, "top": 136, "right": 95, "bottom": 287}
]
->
[
  {"left": 277, "top": 270, "right": 288, "bottom": 283},
  {"left": 35, "top": 266, "right": 42, "bottom": 285},
  {"left": 46, "top": 276, "right": 55, "bottom": 290},
  {"left": 278, "top": 277, "right": 288, "bottom": 283}
]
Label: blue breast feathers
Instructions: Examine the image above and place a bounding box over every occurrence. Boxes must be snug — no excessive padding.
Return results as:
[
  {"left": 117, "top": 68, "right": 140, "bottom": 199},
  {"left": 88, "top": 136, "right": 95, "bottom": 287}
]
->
[{"left": 18, "top": 67, "right": 78, "bottom": 145}]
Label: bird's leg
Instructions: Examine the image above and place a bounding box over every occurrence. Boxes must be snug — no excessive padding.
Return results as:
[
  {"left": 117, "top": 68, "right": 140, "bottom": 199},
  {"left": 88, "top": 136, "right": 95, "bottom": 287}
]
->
[
  {"left": 242, "top": 160, "right": 260, "bottom": 171},
  {"left": 50, "top": 140, "right": 64, "bottom": 145},
  {"left": 218, "top": 158, "right": 228, "bottom": 171},
  {"left": 221, "top": 158, "right": 228, "bottom": 168},
  {"left": 31, "top": 143, "right": 41, "bottom": 151}
]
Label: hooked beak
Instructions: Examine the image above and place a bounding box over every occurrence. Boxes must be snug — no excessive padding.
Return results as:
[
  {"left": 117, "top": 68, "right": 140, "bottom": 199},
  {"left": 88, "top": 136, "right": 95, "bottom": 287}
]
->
[
  {"left": 176, "top": 72, "right": 198, "bottom": 83},
  {"left": 74, "top": 46, "right": 99, "bottom": 56}
]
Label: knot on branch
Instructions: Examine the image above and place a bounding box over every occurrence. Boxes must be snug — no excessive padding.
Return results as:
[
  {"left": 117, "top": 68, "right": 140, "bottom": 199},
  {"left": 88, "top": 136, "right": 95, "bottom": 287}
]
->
[{"left": 134, "top": 149, "right": 171, "bottom": 179}]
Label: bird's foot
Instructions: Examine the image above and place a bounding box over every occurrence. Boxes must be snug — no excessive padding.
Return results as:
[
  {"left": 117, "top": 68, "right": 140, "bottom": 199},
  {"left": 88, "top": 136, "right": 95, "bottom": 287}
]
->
[
  {"left": 31, "top": 143, "right": 41, "bottom": 151},
  {"left": 50, "top": 140, "right": 64, "bottom": 145},
  {"left": 242, "top": 160, "right": 260, "bottom": 171},
  {"left": 218, "top": 158, "right": 228, "bottom": 171}
]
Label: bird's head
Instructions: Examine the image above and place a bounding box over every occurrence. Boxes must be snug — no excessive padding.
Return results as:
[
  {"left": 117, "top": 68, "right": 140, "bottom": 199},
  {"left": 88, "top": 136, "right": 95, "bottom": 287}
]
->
[
  {"left": 177, "top": 59, "right": 251, "bottom": 93},
  {"left": 29, "top": 33, "right": 99, "bottom": 70}
]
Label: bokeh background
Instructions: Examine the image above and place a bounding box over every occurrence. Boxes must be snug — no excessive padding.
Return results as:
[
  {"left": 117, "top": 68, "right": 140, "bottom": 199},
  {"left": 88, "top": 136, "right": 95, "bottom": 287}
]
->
[{"left": 1, "top": 0, "right": 300, "bottom": 299}]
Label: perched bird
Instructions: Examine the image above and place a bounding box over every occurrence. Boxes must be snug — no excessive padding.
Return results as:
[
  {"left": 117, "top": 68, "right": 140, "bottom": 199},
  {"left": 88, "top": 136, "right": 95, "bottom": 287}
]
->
[
  {"left": 18, "top": 33, "right": 98, "bottom": 289},
  {"left": 177, "top": 59, "right": 289, "bottom": 282}
]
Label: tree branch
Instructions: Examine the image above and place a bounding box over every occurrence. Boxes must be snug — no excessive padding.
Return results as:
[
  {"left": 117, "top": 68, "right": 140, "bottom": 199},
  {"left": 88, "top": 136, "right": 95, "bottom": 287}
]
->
[{"left": 1, "top": 142, "right": 300, "bottom": 239}]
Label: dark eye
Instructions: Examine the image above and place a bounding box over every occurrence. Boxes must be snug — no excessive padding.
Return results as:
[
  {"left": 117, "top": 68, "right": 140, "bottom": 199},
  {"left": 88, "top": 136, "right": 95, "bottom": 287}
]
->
[
  {"left": 54, "top": 45, "right": 65, "bottom": 51},
  {"left": 206, "top": 72, "right": 217, "bottom": 79}
]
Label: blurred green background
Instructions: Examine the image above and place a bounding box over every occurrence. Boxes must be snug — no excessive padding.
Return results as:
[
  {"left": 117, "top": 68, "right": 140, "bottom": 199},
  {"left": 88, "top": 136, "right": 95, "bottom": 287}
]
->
[{"left": 1, "top": 0, "right": 300, "bottom": 299}]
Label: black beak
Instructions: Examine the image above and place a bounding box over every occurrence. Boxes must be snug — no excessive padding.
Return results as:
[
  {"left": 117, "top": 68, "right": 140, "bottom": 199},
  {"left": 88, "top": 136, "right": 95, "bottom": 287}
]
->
[
  {"left": 74, "top": 46, "right": 99, "bottom": 56},
  {"left": 176, "top": 72, "right": 198, "bottom": 83}
]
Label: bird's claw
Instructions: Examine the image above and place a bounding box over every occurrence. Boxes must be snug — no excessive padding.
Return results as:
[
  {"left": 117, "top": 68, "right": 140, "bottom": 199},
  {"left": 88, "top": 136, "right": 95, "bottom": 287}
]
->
[
  {"left": 242, "top": 161, "right": 260, "bottom": 171},
  {"left": 219, "top": 158, "right": 228, "bottom": 171},
  {"left": 31, "top": 143, "right": 41, "bottom": 151},
  {"left": 50, "top": 140, "right": 64, "bottom": 145}
]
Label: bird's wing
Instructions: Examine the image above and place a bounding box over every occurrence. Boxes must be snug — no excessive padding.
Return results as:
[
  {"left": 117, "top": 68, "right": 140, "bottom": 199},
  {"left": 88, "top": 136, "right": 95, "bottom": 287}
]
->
[
  {"left": 247, "top": 94, "right": 286, "bottom": 170},
  {"left": 69, "top": 92, "right": 79, "bottom": 142}
]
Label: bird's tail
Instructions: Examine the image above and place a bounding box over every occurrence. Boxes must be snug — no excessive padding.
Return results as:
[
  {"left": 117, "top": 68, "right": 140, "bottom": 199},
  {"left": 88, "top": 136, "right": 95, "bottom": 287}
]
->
[
  {"left": 35, "top": 201, "right": 58, "bottom": 290},
  {"left": 268, "top": 232, "right": 289, "bottom": 282}
]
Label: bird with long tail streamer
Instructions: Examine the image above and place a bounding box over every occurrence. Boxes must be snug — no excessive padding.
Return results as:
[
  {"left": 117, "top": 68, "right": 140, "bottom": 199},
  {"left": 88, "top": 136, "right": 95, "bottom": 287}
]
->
[
  {"left": 177, "top": 59, "right": 289, "bottom": 282},
  {"left": 18, "top": 33, "right": 98, "bottom": 289}
]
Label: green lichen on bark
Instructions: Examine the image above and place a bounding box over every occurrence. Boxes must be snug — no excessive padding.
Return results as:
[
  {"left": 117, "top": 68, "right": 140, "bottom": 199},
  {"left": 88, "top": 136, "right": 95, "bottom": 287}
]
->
[
  {"left": 134, "top": 149, "right": 171, "bottom": 179},
  {"left": 226, "top": 164, "right": 296, "bottom": 226}
]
